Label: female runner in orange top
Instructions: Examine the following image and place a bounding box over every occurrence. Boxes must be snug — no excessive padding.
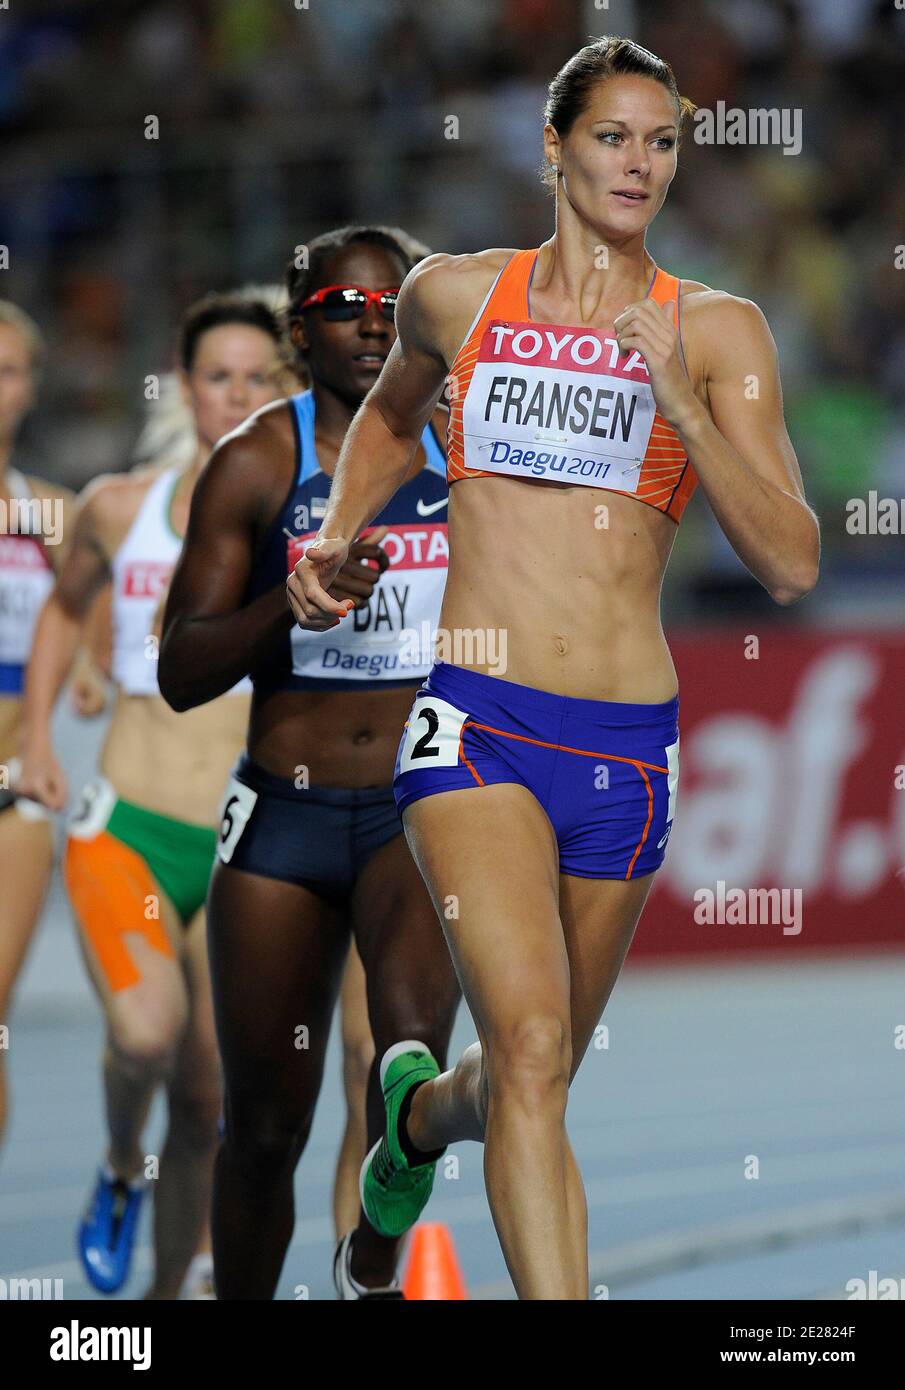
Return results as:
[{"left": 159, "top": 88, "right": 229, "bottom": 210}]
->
[{"left": 287, "top": 37, "right": 820, "bottom": 1299}]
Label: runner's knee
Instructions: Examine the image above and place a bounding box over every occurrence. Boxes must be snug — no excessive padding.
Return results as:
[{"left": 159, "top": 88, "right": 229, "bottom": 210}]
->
[
  {"left": 167, "top": 1081, "right": 222, "bottom": 1152},
  {"left": 222, "top": 1094, "right": 314, "bottom": 1176},
  {"left": 486, "top": 1013, "right": 571, "bottom": 1113},
  {"left": 366, "top": 982, "right": 455, "bottom": 1065},
  {"left": 107, "top": 1017, "right": 180, "bottom": 1081}
]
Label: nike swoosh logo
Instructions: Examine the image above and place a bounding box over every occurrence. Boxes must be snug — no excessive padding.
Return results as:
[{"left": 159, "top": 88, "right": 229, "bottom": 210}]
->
[{"left": 415, "top": 497, "right": 448, "bottom": 516}]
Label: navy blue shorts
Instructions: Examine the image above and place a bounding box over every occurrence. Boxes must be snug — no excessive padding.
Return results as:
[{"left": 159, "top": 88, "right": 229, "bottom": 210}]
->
[
  {"left": 216, "top": 753, "right": 402, "bottom": 903},
  {"left": 393, "top": 662, "right": 680, "bottom": 881}
]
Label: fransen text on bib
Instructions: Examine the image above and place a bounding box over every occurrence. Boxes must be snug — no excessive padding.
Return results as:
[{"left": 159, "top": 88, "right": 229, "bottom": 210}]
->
[{"left": 461, "top": 319, "right": 657, "bottom": 491}]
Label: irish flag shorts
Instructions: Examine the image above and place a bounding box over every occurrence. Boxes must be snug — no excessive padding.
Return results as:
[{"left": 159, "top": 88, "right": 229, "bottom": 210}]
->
[{"left": 393, "top": 661, "right": 680, "bottom": 881}]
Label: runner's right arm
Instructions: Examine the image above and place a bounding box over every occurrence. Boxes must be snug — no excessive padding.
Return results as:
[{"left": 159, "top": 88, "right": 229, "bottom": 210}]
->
[
  {"left": 158, "top": 420, "right": 298, "bottom": 710},
  {"left": 19, "top": 487, "right": 115, "bottom": 808},
  {"left": 158, "top": 415, "right": 391, "bottom": 710}
]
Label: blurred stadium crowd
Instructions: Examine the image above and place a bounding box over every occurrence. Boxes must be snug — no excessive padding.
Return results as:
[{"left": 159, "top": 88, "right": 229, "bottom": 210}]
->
[{"left": 1, "top": 0, "right": 902, "bottom": 616}]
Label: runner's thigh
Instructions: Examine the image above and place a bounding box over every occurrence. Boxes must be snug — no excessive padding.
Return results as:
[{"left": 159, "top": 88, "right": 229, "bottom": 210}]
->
[
  {"left": 558, "top": 870, "right": 655, "bottom": 1080},
  {"left": 403, "top": 783, "right": 571, "bottom": 1052}
]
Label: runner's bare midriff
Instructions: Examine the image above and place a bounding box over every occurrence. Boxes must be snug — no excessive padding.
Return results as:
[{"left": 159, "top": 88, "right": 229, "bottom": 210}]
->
[
  {"left": 442, "top": 475, "right": 679, "bottom": 702},
  {"left": 100, "top": 690, "right": 250, "bottom": 825},
  {"left": 432, "top": 246, "right": 699, "bottom": 703},
  {"left": 248, "top": 684, "right": 420, "bottom": 786}
]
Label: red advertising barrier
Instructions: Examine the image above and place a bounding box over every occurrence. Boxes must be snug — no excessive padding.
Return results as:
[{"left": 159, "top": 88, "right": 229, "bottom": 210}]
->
[{"left": 634, "top": 630, "right": 905, "bottom": 958}]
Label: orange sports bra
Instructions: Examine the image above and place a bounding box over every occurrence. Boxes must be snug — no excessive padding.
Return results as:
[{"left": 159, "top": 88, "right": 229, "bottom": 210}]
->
[{"left": 445, "top": 248, "right": 697, "bottom": 523}]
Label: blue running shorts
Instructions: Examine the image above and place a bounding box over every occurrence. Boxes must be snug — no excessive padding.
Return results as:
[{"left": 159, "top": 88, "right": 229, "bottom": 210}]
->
[
  {"left": 393, "top": 661, "right": 679, "bottom": 881},
  {"left": 218, "top": 753, "right": 401, "bottom": 903}
]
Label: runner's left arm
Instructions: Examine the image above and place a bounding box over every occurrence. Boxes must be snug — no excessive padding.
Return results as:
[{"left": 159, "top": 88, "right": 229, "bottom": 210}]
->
[{"left": 615, "top": 294, "right": 819, "bottom": 605}]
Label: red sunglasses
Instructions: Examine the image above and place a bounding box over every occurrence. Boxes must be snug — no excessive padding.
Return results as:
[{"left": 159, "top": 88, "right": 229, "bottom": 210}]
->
[{"left": 299, "top": 284, "right": 400, "bottom": 322}]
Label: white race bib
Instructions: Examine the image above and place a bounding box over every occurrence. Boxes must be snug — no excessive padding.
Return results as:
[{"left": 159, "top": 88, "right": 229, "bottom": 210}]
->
[
  {"left": 216, "top": 777, "right": 258, "bottom": 864},
  {"left": 462, "top": 320, "right": 657, "bottom": 491},
  {"left": 398, "top": 694, "right": 470, "bottom": 774},
  {"left": 665, "top": 737, "right": 680, "bottom": 823},
  {"left": 288, "top": 525, "right": 448, "bottom": 683},
  {"left": 0, "top": 535, "right": 54, "bottom": 665},
  {"left": 67, "top": 776, "right": 118, "bottom": 839}
]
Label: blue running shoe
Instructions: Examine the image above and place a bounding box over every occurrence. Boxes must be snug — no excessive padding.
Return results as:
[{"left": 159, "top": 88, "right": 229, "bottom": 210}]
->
[{"left": 78, "top": 1166, "right": 144, "bottom": 1294}]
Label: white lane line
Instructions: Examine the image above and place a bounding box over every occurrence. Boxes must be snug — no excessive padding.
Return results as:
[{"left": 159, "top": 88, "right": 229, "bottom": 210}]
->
[
  {"left": 8, "top": 1146, "right": 905, "bottom": 1291},
  {"left": 472, "top": 1190, "right": 905, "bottom": 1299},
  {"left": 4, "top": 1137, "right": 904, "bottom": 1234},
  {"left": 2, "top": 1248, "right": 153, "bottom": 1290},
  {"left": 11, "top": 1186, "right": 905, "bottom": 1299},
  {"left": 14, "top": 1193, "right": 905, "bottom": 1302},
  {"left": 809, "top": 1271, "right": 905, "bottom": 1301}
]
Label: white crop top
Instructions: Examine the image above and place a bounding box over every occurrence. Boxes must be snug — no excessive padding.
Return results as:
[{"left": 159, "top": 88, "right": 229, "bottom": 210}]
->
[{"left": 110, "top": 468, "right": 250, "bottom": 697}]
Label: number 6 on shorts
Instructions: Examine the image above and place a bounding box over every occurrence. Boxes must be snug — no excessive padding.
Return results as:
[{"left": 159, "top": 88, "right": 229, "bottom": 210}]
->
[
  {"left": 398, "top": 695, "right": 470, "bottom": 773},
  {"left": 216, "top": 777, "right": 258, "bottom": 864}
]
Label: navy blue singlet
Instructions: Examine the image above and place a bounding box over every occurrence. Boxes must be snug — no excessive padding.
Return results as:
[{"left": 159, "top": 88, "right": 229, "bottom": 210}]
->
[{"left": 247, "top": 390, "right": 448, "bottom": 693}]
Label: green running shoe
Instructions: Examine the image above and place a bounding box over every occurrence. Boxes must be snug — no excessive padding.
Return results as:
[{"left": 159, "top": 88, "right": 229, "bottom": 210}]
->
[{"left": 360, "top": 1040, "right": 444, "bottom": 1238}]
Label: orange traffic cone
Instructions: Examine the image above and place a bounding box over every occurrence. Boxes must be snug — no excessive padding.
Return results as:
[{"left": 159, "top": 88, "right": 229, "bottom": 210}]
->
[{"left": 402, "top": 1223, "right": 467, "bottom": 1300}]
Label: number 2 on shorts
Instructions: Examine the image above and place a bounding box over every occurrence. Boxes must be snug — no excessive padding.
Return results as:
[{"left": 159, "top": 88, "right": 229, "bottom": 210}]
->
[{"left": 399, "top": 695, "right": 470, "bottom": 773}]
